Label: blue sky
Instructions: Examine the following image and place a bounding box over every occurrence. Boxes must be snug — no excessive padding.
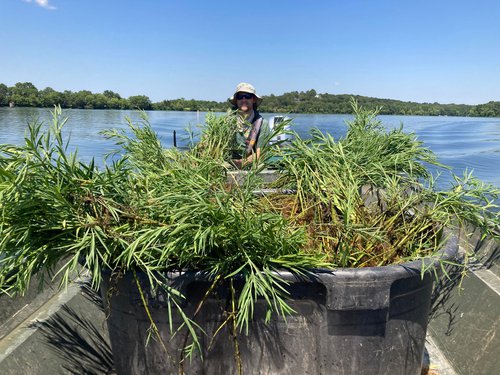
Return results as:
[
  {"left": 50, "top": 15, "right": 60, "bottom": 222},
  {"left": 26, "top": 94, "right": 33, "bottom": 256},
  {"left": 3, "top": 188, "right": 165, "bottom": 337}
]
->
[{"left": 1, "top": 0, "right": 499, "bottom": 105}]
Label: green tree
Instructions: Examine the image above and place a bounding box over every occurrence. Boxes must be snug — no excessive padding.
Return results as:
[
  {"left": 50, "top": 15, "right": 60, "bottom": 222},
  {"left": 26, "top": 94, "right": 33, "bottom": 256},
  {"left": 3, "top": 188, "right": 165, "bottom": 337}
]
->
[
  {"left": 89, "top": 93, "right": 108, "bottom": 109},
  {"left": 60, "top": 90, "right": 74, "bottom": 108},
  {"left": 128, "top": 95, "right": 152, "bottom": 110},
  {"left": 0, "top": 83, "right": 8, "bottom": 106},
  {"left": 108, "top": 97, "right": 128, "bottom": 109},
  {"left": 103, "top": 90, "right": 121, "bottom": 100},
  {"left": 39, "top": 87, "right": 64, "bottom": 107},
  {"left": 72, "top": 90, "right": 94, "bottom": 109},
  {"left": 10, "top": 82, "right": 40, "bottom": 107}
]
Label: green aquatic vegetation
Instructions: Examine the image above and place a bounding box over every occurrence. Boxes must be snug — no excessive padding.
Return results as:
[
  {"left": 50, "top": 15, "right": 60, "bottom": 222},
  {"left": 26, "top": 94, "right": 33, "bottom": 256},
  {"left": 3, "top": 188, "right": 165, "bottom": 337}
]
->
[
  {"left": 0, "top": 107, "right": 321, "bottom": 339},
  {"left": 0, "top": 103, "right": 499, "bottom": 364},
  {"left": 271, "top": 100, "right": 499, "bottom": 266}
]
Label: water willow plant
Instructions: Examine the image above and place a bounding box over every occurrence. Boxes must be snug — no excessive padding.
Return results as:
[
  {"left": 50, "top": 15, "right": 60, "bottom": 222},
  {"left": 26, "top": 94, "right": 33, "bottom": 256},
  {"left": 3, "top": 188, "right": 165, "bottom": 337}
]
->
[
  {"left": 269, "top": 100, "right": 500, "bottom": 267},
  {"left": 0, "top": 103, "right": 499, "bottom": 364},
  {"left": 0, "top": 107, "right": 323, "bottom": 329}
]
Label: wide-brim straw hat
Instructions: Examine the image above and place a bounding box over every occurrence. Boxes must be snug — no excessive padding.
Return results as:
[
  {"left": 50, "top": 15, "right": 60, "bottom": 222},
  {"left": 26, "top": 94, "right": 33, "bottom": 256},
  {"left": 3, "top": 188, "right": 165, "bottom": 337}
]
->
[{"left": 229, "top": 82, "right": 263, "bottom": 107}]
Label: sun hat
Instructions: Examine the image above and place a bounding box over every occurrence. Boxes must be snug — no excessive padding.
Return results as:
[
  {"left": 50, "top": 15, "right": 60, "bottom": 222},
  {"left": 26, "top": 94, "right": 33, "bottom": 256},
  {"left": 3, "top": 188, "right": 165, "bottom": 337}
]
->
[{"left": 229, "top": 82, "right": 263, "bottom": 107}]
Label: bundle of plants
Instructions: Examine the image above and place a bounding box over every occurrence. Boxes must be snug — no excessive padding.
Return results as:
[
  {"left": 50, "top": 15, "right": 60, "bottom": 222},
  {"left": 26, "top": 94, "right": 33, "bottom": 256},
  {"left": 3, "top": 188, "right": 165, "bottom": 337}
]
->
[
  {"left": 268, "top": 101, "right": 500, "bottom": 268},
  {"left": 0, "top": 107, "right": 322, "bottom": 334},
  {"left": 0, "top": 104, "right": 498, "bottom": 372}
]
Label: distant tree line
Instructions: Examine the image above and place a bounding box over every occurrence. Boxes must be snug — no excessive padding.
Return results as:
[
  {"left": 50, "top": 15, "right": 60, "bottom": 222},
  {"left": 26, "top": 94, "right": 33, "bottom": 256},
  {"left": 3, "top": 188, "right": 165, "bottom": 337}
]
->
[
  {"left": 1, "top": 82, "right": 499, "bottom": 117},
  {"left": 258, "top": 89, "right": 500, "bottom": 117},
  {"left": 0, "top": 82, "right": 154, "bottom": 111}
]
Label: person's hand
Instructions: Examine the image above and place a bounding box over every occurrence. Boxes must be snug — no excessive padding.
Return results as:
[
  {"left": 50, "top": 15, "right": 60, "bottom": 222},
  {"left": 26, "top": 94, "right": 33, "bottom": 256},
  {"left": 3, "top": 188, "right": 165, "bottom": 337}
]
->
[{"left": 232, "top": 159, "right": 244, "bottom": 169}]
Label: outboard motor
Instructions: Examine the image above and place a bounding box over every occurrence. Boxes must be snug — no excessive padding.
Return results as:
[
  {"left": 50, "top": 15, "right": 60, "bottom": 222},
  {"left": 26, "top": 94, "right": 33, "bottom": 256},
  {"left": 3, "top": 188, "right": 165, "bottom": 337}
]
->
[{"left": 268, "top": 115, "right": 293, "bottom": 146}]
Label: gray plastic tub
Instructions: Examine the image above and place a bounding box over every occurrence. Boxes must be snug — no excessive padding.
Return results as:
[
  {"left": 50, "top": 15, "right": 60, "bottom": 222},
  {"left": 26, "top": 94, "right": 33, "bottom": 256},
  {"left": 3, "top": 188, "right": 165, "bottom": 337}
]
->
[{"left": 101, "top": 234, "right": 458, "bottom": 375}]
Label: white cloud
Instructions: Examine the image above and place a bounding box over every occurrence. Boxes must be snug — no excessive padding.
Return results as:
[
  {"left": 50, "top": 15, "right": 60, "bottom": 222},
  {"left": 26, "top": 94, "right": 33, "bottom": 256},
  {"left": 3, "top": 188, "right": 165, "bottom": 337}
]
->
[{"left": 24, "top": 0, "right": 57, "bottom": 10}]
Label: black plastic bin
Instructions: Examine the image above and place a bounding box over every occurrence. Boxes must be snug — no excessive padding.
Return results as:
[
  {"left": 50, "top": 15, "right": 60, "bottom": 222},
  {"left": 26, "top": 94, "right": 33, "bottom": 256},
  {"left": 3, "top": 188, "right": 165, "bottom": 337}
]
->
[{"left": 101, "top": 235, "right": 457, "bottom": 375}]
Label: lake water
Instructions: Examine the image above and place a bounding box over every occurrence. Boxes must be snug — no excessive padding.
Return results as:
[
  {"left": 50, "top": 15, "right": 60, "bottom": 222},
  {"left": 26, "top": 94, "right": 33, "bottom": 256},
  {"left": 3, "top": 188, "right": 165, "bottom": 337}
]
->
[{"left": 1, "top": 107, "right": 500, "bottom": 192}]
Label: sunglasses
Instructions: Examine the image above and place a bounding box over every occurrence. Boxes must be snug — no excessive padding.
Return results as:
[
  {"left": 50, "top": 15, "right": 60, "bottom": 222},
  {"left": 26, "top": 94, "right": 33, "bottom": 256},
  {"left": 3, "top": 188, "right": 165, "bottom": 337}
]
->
[{"left": 236, "top": 93, "right": 254, "bottom": 100}]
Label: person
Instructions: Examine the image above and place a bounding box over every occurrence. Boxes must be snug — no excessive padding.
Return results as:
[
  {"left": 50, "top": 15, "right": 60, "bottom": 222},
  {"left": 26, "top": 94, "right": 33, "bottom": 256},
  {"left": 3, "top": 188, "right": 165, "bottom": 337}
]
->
[{"left": 228, "top": 82, "right": 270, "bottom": 168}]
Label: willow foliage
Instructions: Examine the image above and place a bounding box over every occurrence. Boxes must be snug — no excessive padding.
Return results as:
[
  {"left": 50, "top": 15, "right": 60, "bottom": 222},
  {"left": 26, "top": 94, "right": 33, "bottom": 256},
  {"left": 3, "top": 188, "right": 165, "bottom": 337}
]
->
[
  {"left": 0, "top": 107, "right": 321, "bottom": 343},
  {"left": 0, "top": 103, "right": 499, "bottom": 360},
  {"left": 271, "top": 100, "right": 500, "bottom": 266}
]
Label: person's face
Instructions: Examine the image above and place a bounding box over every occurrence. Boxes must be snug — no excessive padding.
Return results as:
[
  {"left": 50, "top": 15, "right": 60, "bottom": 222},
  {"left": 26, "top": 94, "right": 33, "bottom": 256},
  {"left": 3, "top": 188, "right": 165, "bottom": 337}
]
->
[{"left": 236, "top": 92, "right": 256, "bottom": 113}]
